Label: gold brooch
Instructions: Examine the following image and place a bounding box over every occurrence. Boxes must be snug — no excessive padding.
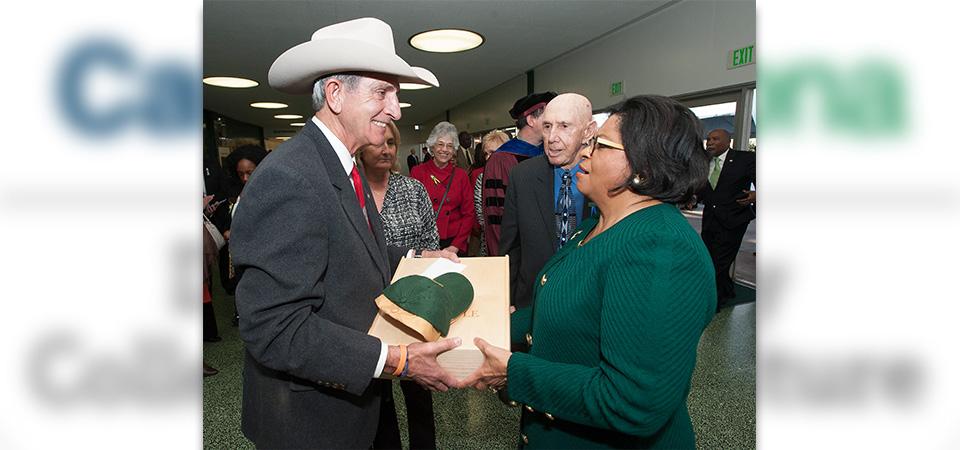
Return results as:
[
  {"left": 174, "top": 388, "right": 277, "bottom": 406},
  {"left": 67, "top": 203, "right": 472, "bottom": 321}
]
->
[{"left": 430, "top": 175, "right": 441, "bottom": 185}]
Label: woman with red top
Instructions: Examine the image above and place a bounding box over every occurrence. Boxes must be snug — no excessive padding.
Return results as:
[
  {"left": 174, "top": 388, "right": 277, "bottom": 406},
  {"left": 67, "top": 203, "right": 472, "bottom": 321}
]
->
[{"left": 410, "top": 121, "right": 475, "bottom": 255}]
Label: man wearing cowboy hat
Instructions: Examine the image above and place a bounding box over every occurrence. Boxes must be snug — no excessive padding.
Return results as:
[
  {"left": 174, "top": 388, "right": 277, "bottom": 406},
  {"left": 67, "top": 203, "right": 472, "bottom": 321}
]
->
[{"left": 230, "top": 17, "right": 461, "bottom": 448}]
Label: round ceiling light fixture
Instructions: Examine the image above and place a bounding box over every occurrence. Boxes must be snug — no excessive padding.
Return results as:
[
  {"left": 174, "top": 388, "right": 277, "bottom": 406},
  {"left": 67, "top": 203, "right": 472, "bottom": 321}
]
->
[
  {"left": 400, "top": 82, "right": 432, "bottom": 90},
  {"left": 399, "top": 102, "right": 412, "bottom": 108},
  {"left": 203, "top": 76, "right": 259, "bottom": 88},
  {"left": 409, "top": 28, "right": 484, "bottom": 53},
  {"left": 274, "top": 114, "right": 303, "bottom": 119},
  {"left": 250, "top": 102, "right": 288, "bottom": 109}
]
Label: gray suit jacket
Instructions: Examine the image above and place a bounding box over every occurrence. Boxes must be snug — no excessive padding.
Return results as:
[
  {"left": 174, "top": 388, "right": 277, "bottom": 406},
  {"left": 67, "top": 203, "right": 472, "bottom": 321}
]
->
[
  {"left": 500, "top": 155, "right": 592, "bottom": 309},
  {"left": 231, "top": 120, "right": 405, "bottom": 448}
]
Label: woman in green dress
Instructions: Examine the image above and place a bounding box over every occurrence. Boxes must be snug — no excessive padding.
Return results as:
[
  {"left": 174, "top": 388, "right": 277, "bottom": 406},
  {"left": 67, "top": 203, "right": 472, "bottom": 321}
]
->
[{"left": 462, "top": 95, "right": 717, "bottom": 449}]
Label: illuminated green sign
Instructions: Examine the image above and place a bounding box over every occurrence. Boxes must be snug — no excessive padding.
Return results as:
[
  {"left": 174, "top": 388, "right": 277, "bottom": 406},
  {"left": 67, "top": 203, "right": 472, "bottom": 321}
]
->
[
  {"left": 610, "top": 81, "right": 623, "bottom": 96},
  {"left": 729, "top": 45, "right": 755, "bottom": 69}
]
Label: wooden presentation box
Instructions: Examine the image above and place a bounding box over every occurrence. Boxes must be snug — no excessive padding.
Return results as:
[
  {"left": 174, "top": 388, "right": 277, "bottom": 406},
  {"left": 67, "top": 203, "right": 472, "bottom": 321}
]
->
[{"left": 368, "top": 256, "right": 510, "bottom": 379}]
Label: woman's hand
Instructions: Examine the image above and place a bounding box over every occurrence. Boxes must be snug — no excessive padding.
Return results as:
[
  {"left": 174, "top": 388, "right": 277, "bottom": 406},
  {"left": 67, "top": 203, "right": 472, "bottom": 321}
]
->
[
  {"left": 458, "top": 337, "right": 510, "bottom": 391},
  {"left": 203, "top": 195, "right": 218, "bottom": 216},
  {"left": 420, "top": 247, "right": 460, "bottom": 263}
]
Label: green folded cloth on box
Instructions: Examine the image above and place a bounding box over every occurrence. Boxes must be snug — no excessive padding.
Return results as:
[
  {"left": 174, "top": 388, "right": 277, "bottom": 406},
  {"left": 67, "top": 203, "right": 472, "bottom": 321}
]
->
[{"left": 375, "top": 273, "right": 474, "bottom": 341}]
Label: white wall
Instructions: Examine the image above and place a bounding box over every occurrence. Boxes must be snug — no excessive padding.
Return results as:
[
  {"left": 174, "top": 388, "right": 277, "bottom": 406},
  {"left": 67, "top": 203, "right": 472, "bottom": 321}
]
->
[
  {"left": 448, "top": 74, "right": 527, "bottom": 134},
  {"left": 430, "top": 0, "right": 755, "bottom": 134},
  {"left": 397, "top": 74, "right": 524, "bottom": 148},
  {"left": 395, "top": 0, "right": 755, "bottom": 173},
  {"left": 535, "top": 0, "right": 756, "bottom": 109}
]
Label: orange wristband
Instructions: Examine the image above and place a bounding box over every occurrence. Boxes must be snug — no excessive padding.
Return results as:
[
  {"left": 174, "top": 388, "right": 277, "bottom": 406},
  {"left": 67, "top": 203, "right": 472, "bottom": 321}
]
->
[{"left": 392, "top": 345, "right": 407, "bottom": 377}]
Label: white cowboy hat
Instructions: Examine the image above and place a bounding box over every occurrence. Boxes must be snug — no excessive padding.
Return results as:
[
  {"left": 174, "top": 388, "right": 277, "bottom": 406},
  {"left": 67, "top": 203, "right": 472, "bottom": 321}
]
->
[{"left": 268, "top": 17, "right": 440, "bottom": 94}]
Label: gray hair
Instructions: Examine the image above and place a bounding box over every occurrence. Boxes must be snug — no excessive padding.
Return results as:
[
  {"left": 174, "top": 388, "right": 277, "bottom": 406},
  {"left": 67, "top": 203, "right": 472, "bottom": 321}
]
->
[
  {"left": 311, "top": 74, "right": 361, "bottom": 111},
  {"left": 426, "top": 121, "right": 459, "bottom": 148}
]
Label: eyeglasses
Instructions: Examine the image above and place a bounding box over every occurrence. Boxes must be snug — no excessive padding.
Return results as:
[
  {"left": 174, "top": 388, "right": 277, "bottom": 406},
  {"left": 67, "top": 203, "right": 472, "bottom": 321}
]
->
[
  {"left": 433, "top": 141, "right": 456, "bottom": 150},
  {"left": 585, "top": 137, "right": 625, "bottom": 157}
]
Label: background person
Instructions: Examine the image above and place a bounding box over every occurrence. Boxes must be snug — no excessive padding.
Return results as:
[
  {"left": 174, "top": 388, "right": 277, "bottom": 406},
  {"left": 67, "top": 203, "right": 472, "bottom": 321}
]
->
[
  {"left": 499, "top": 93, "right": 596, "bottom": 310},
  {"left": 482, "top": 91, "right": 556, "bottom": 256},
  {"left": 692, "top": 128, "right": 756, "bottom": 311},
  {"left": 463, "top": 95, "right": 716, "bottom": 449},
  {"left": 360, "top": 121, "right": 439, "bottom": 251},
  {"left": 225, "top": 144, "right": 269, "bottom": 190},
  {"left": 410, "top": 121, "right": 475, "bottom": 255},
  {"left": 202, "top": 194, "right": 225, "bottom": 375},
  {"left": 455, "top": 131, "right": 475, "bottom": 170},
  {"left": 407, "top": 147, "right": 419, "bottom": 172},
  {"left": 220, "top": 144, "right": 268, "bottom": 324},
  {"left": 470, "top": 130, "right": 509, "bottom": 256},
  {"left": 360, "top": 120, "right": 440, "bottom": 450}
]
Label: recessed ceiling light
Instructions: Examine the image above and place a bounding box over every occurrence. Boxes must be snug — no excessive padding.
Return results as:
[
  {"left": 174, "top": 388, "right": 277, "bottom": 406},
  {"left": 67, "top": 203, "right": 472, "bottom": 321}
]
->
[
  {"left": 274, "top": 114, "right": 303, "bottom": 119},
  {"left": 414, "top": 125, "right": 420, "bottom": 130},
  {"left": 399, "top": 102, "right": 412, "bottom": 108},
  {"left": 203, "top": 76, "right": 259, "bottom": 88},
  {"left": 400, "top": 82, "right": 431, "bottom": 90},
  {"left": 250, "top": 102, "right": 288, "bottom": 109},
  {"left": 409, "top": 29, "right": 484, "bottom": 53},
  {"left": 290, "top": 122, "right": 305, "bottom": 127}
]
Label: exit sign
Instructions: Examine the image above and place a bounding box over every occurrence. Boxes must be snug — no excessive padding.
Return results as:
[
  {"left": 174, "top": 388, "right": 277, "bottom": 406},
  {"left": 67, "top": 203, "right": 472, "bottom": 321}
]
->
[
  {"left": 610, "top": 81, "right": 623, "bottom": 96},
  {"left": 728, "top": 44, "right": 755, "bottom": 69}
]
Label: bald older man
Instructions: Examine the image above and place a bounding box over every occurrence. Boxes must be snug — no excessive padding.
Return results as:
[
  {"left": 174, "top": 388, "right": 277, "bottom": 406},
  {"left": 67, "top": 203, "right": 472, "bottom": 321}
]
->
[{"left": 500, "top": 93, "right": 597, "bottom": 310}]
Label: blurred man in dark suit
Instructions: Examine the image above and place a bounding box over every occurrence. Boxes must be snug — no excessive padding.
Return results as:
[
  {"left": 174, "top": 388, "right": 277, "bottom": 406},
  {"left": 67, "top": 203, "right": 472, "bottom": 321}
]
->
[
  {"left": 694, "top": 128, "right": 756, "bottom": 311},
  {"left": 407, "top": 147, "right": 419, "bottom": 172},
  {"left": 455, "top": 131, "right": 475, "bottom": 169}
]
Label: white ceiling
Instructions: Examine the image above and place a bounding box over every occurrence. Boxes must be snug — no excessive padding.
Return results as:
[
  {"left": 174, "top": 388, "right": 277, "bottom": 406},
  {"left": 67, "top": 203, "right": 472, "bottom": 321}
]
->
[{"left": 203, "top": 0, "right": 677, "bottom": 137}]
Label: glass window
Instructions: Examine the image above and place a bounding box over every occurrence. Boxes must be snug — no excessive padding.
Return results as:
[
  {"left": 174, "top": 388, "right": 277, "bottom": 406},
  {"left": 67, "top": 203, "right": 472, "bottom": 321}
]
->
[{"left": 690, "top": 101, "right": 738, "bottom": 147}]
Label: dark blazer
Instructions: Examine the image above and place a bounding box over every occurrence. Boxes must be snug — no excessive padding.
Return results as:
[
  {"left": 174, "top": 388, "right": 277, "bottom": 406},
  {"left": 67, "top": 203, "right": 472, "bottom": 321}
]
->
[
  {"left": 697, "top": 150, "right": 756, "bottom": 229},
  {"left": 407, "top": 153, "right": 418, "bottom": 172},
  {"left": 231, "top": 120, "right": 405, "bottom": 448},
  {"left": 500, "top": 155, "right": 592, "bottom": 309}
]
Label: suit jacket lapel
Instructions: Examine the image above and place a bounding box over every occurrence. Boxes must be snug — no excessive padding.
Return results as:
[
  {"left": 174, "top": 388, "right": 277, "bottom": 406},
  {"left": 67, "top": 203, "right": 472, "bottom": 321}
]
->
[
  {"left": 533, "top": 157, "right": 557, "bottom": 251},
  {"left": 717, "top": 151, "right": 737, "bottom": 186},
  {"left": 305, "top": 123, "right": 390, "bottom": 280},
  {"left": 359, "top": 170, "right": 391, "bottom": 284}
]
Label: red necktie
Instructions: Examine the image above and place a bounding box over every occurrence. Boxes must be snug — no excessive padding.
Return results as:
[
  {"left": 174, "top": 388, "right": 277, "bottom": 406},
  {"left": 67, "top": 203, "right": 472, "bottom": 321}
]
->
[
  {"left": 350, "top": 165, "right": 366, "bottom": 210},
  {"left": 349, "top": 165, "right": 371, "bottom": 228}
]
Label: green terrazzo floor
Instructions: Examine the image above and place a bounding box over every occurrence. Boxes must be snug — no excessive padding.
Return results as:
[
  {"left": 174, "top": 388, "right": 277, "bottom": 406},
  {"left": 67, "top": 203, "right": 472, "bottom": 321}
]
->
[{"left": 204, "top": 264, "right": 755, "bottom": 449}]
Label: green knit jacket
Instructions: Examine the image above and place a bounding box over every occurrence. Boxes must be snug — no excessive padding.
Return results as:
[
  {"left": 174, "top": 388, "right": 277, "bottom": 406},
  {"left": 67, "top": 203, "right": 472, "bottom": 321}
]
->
[{"left": 507, "top": 203, "right": 716, "bottom": 449}]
